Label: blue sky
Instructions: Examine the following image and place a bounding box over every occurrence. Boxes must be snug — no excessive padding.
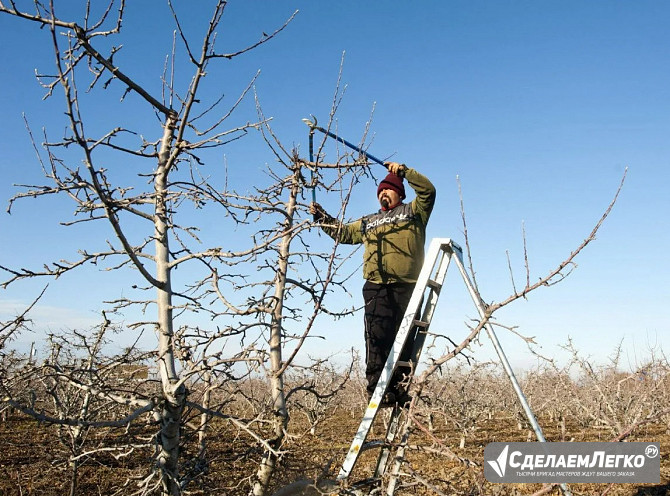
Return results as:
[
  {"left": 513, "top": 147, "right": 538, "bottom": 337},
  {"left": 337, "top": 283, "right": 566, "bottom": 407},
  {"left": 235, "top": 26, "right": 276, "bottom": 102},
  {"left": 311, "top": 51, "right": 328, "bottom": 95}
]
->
[{"left": 0, "top": 1, "right": 668, "bottom": 370}]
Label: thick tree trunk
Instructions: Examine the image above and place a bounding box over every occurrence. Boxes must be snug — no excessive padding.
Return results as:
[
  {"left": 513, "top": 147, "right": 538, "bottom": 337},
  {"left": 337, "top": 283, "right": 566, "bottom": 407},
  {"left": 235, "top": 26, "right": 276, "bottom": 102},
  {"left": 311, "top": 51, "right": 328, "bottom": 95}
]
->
[
  {"left": 251, "top": 170, "right": 300, "bottom": 496},
  {"left": 155, "top": 115, "right": 185, "bottom": 496}
]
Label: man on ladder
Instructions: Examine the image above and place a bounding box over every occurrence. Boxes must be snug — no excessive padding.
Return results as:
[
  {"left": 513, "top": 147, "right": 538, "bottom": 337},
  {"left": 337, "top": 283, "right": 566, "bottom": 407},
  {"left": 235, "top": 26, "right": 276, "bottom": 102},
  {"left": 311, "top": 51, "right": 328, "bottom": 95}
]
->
[{"left": 310, "top": 162, "right": 436, "bottom": 406}]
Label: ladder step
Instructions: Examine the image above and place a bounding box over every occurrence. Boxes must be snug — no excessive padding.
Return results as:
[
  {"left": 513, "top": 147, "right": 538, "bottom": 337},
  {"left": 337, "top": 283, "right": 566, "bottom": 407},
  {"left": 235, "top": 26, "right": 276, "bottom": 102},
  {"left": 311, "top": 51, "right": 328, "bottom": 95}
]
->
[
  {"left": 361, "top": 440, "right": 387, "bottom": 452},
  {"left": 413, "top": 319, "right": 430, "bottom": 329},
  {"left": 426, "top": 278, "right": 442, "bottom": 291},
  {"left": 347, "top": 477, "right": 380, "bottom": 493},
  {"left": 396, "top": 360, "right": 412, "bottom": 368}
]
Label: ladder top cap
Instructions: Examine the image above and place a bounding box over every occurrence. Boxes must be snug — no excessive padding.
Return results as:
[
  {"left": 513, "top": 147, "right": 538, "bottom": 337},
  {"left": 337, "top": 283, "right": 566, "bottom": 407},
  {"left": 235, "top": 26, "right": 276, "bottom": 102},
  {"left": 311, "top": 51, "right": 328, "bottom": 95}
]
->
[{"left": 429, "top": 237, "right": 462, "bottom": 252}]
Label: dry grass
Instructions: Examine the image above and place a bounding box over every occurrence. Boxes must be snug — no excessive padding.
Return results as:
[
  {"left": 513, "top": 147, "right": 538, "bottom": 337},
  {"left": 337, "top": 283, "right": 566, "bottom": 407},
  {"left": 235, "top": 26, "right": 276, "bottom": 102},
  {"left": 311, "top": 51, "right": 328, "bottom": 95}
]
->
[{"left": 1, "top": 403, "right": 668, "bottom": 496}]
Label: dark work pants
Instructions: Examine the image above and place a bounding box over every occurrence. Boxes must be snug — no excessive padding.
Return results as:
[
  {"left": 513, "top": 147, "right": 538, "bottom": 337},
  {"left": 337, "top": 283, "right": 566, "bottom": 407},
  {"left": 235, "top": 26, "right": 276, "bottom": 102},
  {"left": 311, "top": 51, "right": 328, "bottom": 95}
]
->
[{"left": 362, "top": 281, "right": 417, "bottom": 397}]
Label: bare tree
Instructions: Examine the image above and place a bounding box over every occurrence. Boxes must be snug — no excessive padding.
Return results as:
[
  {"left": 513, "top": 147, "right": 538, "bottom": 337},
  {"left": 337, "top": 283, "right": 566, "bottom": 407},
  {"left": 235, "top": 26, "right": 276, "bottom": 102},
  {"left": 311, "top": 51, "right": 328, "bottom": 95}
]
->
[
  {"left": 1, "top": 3, "right": 638, "bottom": 495},
  {"left": 379, "top": 170, "right": 628, "bottom": 493},
  {"left": 203, "top": 96, "right": 370, "bottom": 495},
  {"left": 0, "top": 314, "right": 158, "bottom": 494},
  {"left": 0, "top": 2, "right": 349, "bottom": 494},
  {"left": 285, "top": 355, "right": 354, "bottom": 437},
  {"left": 0, "top": 3, "right": 379, "bottom": 494},
  {"left": 423, "top": 362, "right": 498, "bottom": 448},
  {"left": 562, "top": 338, "right": 670, "bottom": 440}
]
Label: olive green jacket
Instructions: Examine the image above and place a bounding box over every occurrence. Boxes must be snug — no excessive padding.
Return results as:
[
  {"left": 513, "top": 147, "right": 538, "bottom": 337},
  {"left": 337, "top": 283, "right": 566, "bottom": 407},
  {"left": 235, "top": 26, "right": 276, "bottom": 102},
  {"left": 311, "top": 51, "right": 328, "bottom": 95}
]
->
[{"left": 318, "top": 168, "right": 436, "bottom": 284}]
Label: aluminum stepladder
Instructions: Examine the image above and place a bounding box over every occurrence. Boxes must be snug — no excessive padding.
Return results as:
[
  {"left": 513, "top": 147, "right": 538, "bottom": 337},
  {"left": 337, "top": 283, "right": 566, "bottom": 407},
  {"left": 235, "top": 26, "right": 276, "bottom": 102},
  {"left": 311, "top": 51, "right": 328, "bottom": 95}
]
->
[
  {"left": 337, "top": 238, "right": 571, "bottom": 496},
  {"left": 336, "top": 238, "right": 455, "bottom": 492}
]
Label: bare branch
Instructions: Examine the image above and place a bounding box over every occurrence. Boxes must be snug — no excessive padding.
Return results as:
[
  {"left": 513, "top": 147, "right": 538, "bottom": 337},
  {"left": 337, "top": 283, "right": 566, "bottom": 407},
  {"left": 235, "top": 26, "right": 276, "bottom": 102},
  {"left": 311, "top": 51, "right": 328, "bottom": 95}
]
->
[{"left": 214, "top": 10, "right": 298, "bottom": 59}]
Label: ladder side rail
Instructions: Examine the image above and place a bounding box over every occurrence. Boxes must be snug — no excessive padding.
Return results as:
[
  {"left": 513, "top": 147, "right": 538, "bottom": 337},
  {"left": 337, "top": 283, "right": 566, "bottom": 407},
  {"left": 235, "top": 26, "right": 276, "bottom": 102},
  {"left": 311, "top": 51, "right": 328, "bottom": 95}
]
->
[
  {"left": 433, "top": 241, "right": 455, "bottom": 286},
  {"left": 373, "top": 408, "right": 403, "bottom": 478},
  {"left": 385, "top": 416, "right": 412, "bottom": 496},
  {"left": 375, "top": 242, "right": 455, "bottom": 483},
  {"left": 373, "top": 287, "right": 441, "bottom": 481},
  {"left": 401, "top": 289, "right": 443, "bottom": 378},
  {"left": 418, "top": 246, "right": 452, "bottom": 323},
  {"left": 384, "top": 324, "right": 438, "bottom": 493},
  {"left": 383, "top": 238, "right": 450, "bottom": 376},
  {"left": 451, "top": 250, "right": 573, "bottom": 496},
  {"left": 450, "top": 249, "right": 546, "bottom": 441},
  {"left": 403, "top": 241, "right": 455, "bottom": 376},
  {"left": 408, "top": 247, "right": 452, "bottom": 356},
  {"left": 376, "top": 238, "right": 454, "bottom": 402},
  {"left": 370, "top": 238, "right": 452, "bottom": 405},
  {"left": 421, "top": 240, "right": 456, "bottom": 328},
  {"left": 337, "top": 238, "right": 452, "bottom": 481},
  {"left": 382, "top": 238, "right": 453, "bottom": 373},
  {"left": 383, "top": 248, "right": 455, "bottom": 495}
]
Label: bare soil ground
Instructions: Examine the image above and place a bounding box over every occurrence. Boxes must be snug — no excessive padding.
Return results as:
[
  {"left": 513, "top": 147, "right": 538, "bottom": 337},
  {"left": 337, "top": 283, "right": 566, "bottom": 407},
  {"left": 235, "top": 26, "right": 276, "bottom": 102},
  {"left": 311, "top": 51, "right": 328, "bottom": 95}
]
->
[{"left": 1, "top": 408, "right": 668, "bottom": 495}]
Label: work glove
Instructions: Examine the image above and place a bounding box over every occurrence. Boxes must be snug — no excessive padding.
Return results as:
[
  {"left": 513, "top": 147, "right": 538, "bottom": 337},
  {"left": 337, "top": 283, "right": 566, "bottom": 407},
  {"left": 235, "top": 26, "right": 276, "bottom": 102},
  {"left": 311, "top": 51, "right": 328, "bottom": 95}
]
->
[{"left": 309, "top": 202, "right": 326, "bottom": 222}]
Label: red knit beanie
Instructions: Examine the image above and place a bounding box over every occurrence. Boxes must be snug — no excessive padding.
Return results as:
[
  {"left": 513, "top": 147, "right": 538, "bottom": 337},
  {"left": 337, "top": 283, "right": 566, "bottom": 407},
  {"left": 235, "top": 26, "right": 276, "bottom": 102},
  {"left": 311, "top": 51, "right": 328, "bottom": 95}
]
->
[{"left": 377, "top": 173, "right": 406, "bottom": 200}]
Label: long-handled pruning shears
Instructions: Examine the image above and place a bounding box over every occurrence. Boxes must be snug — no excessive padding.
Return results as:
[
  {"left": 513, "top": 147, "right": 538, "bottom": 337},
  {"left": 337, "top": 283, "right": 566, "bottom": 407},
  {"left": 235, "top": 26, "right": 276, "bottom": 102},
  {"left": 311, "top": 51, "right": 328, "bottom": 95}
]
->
[
  {"left": 303, "top": 116, "right": 389, "bottom": 205},
  {"left": 302, "top": 116, "right": 389, "bottom": 170},
  {"left": 307, "top": 119, "right": 316, "bottom": 203}
]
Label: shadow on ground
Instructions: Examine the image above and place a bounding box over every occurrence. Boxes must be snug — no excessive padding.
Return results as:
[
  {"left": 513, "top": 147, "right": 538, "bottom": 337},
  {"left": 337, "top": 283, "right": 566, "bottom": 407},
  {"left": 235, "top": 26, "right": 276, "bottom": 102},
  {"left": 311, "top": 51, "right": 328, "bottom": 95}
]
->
[{"left": 633, "top": 484, "right": 670, "bottom": 495}]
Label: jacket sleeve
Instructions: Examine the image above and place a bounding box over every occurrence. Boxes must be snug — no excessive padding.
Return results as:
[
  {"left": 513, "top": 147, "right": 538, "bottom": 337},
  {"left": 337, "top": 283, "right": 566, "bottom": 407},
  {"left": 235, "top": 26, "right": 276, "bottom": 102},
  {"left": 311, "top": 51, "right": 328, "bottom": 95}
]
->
[
  {"left": 405, "top": 168, "right": 436, "bottom": 224},
  {"left": 318, "top": 212, "right": 364, "bottom": 245}
]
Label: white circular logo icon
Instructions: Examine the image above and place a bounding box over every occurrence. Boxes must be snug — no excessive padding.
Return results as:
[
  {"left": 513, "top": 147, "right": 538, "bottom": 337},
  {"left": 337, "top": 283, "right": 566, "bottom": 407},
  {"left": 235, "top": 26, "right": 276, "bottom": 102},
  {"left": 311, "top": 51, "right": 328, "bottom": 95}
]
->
[{"left": 645, "top": 445, "right": 659, "bottom": 458}]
